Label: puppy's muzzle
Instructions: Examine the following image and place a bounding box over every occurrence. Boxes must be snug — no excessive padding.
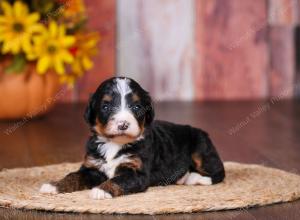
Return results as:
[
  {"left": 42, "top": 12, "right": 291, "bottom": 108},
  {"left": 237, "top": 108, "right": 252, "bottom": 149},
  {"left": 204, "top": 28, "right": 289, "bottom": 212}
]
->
[{"left": 117, "top": 121, "right": 129, "bottom": 131}]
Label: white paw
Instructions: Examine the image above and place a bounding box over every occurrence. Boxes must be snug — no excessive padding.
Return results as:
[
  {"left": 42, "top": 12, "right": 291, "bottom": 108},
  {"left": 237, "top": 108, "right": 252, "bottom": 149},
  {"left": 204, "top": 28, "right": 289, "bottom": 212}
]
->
[
  {"left": 89, "top": 188, "right": 112, "bottom": 200},
  {"left": 39, "top": 183, "right": 58, "bottom": 194},
  {"left": 184, "top": 172, "right": 212, "bottom": 186},
  {"left": 176, "top": 172, "right": 190, "bottom": 185}
]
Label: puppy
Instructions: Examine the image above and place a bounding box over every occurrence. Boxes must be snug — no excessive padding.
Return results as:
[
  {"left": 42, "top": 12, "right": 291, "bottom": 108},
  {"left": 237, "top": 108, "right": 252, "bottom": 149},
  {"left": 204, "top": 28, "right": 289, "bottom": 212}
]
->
[{"left": 40, "top": 77, "right": 225, "bottom": 199}]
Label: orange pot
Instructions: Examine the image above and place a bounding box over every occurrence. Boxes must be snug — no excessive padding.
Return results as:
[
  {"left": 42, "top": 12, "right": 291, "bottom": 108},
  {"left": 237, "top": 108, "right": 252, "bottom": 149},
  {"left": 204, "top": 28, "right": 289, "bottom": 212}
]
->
[{"left": 0, "top": 65, "right": 61, "bottom": 120}]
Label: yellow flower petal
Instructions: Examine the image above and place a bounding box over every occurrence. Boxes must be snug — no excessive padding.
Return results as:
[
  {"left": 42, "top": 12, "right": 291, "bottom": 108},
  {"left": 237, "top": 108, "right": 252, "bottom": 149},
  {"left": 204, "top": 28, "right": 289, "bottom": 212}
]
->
[
  {"left": 82, "top": 56, "right": 93, "bottom": 70},
  {"left": 21, "top": 37, "right": 32, "bottom": 52},
  {"left": 59, "top": 75, "right": 76, "bottom": 88},
  {"left": 49, "top": 22, "right": 58, "bottom": 37},
  {"left": 85, "top": 39, "right": 98, "bottom": 48},
  {"left": 32, "top": 35, "right": 45, "bottom": 45},
  {"left": 58, "top": 25, "right": 65, "bottom": 37},
  {"left": 1, "top": 1, "right": 13, "bottom": 17},
  {"left": 11, "top": 38, "right": 21, "bottom": 54},
  {"left": 14, "top": 1, "right": 28, "bottom": 18},
  {"left": 26, "top": 52, "right": 37, "bottom": 60},
  {"left": 27, "top": 13, "right": 40, "bottom": 24},
  {"left": 71, "top": 59, "right": 83, "bottom": 75},
  {"left": 61, "top": 51, "right": 74, "bottom": 63},
  {"left": 0, "top": 17, "right": 8, "bottom": 24},
  {"left": 29, "top": 24, "right": 45, "bottom": 33},
  {"left": 2, "top": 41, "right": 13, "bottom": 53},
  {"left": 37, "top": 56, "right": 51, "bottom": 74},
  {"left": 61, "top": 36, "right": 75, "bottom": 47},
  {"left": 54, "top": 57, "right": 65, "bottom": 74}
]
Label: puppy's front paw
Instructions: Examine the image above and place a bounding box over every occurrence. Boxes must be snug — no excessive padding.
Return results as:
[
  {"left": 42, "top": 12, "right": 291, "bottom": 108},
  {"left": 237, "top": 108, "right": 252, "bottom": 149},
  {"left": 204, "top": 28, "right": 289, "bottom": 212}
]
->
[
  {"left": 39, "top": 183, "right": 58, "bottom": 194},
  {"left": 89, "top": 188, "right": 112, "bottom": 200}
]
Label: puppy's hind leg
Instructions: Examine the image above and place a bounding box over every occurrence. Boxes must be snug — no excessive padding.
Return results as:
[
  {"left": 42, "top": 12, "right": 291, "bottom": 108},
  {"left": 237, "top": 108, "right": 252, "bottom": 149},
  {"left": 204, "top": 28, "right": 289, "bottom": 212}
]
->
[{"left": 189, "top": 130, "right": 225, "bottom": 185}]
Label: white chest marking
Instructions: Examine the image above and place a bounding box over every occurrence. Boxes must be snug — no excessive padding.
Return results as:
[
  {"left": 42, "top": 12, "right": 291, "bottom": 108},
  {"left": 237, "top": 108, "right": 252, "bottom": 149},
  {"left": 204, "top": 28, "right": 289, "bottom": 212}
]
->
[{"left": 98, "top": 142, "right": 130, "bottom": 178}]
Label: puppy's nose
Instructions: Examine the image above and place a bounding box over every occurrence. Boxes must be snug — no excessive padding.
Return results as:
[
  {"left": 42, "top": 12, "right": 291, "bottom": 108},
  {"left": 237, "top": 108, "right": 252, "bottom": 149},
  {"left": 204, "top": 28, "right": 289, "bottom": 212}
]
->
[{"left": 118, "top": 121, "right": 129, "bottom": 131}]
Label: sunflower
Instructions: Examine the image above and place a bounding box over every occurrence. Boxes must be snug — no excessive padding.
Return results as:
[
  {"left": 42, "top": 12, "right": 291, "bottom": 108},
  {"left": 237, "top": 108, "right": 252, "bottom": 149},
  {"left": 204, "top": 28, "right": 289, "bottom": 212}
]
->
[
  {"left": 29, "top": 21, "right": 75, "bottom": 74},
  {"left": 0, "top": 1, "right": 44, "bottom": 54},
  {"left": 70, "top": 32, "right": 99, "bottom": 75}
]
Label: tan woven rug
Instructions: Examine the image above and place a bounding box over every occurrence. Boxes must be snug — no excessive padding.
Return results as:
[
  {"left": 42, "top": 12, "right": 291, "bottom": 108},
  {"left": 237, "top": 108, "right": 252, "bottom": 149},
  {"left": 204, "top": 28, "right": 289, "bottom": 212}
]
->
[{"left": 0, "top": 162, "right": 300, "bottom": 215}]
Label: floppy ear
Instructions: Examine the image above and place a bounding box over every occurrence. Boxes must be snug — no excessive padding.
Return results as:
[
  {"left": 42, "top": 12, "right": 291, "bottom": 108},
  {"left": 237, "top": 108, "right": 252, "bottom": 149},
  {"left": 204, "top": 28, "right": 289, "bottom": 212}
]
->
[
  {"left": 145, "top": 93, "right": 155, "bottom": 126},
  {"left": 84, "top": 93, "right": 97, "bottom": 126}
]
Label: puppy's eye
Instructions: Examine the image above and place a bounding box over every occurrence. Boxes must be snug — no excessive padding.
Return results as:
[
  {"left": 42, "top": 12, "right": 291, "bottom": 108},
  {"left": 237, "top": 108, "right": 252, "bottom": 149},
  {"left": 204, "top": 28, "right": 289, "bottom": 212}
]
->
[
  {"left": 102, "top": 104, "right": 110, "bottom": 111},
  {"left": 131, "top": 104, "right": 141, "bottom": 111}
]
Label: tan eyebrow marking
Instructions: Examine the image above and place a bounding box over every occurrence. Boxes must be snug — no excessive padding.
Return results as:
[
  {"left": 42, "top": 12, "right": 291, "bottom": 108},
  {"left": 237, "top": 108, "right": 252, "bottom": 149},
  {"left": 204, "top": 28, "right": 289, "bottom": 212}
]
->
[
  {"left": 102, "top": 94, "right": 112, "bottom": 102},
  {"left": 132, "top": 93, "right": 140, "bottom": 102}
]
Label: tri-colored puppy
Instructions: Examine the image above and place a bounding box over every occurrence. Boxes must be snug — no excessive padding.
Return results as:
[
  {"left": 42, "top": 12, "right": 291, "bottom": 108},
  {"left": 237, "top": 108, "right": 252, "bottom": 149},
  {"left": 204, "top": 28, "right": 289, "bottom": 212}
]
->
[{"left": 40, "top": 77, "right": 225, "bottom": 199}]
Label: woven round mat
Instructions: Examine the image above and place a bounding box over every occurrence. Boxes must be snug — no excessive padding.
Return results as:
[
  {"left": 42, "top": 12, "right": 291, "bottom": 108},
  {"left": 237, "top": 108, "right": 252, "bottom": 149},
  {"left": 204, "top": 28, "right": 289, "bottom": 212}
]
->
[{"left": 0, "top": 162, "right": 300, "bottom": 215}]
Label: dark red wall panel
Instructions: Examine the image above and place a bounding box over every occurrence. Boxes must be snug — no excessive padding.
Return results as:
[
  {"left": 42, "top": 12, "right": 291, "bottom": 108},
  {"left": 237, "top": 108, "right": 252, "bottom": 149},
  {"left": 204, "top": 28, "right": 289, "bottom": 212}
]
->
[
  {"left": 78, "top": 0, "right": 116, "bottom": 101},
  {"left": 195, "top": 0, "right": 269, "bottom": 100}
]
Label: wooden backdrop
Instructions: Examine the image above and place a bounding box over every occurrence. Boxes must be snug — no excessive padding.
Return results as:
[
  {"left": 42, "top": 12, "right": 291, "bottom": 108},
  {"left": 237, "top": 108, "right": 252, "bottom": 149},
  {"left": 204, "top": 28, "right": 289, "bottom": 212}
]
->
[
  {"left": 64, "top": 0, "right": 300, "bottom": 102},
  {"left": 62, "top": 0, "right": 116, "bottom": 102}
]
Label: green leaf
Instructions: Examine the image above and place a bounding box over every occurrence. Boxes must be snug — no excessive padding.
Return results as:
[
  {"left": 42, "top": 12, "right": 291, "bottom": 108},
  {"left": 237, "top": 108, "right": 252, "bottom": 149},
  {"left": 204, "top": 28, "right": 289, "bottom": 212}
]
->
[
  {"left": 30, "top": 0, "right": 58, "bottom": 18},
  {"left": 4, "top": 54, "right": 27, "bottom": 74}
]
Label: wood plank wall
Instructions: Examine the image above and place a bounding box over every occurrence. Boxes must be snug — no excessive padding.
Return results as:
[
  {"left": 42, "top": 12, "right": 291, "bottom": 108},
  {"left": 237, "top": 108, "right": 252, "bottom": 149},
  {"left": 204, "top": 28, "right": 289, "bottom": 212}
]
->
[
  {"left": 268, "top": 0, "right": 298, "bottom": 98},
  {"left": 195, "top": 0, "right": 269, "bottom": 100},
  {"left": 61, "top": 0, "right": 299, "bottom": 102},
  {"left": 117, "top": 0, "right": 299, "bottom": 101},
  {"left": 117, "top": 0, "right": 195, "bottom": 101}
]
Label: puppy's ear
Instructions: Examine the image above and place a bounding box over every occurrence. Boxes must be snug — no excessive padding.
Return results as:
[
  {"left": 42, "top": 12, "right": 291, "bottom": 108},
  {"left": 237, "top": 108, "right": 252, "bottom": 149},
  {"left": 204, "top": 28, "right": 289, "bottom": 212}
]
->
[
  {"left": 145, "top": 93, "right": 155, "bottom": 126},
  {"left": 84, "top": 93, "right": 97, "bottom": 126}
]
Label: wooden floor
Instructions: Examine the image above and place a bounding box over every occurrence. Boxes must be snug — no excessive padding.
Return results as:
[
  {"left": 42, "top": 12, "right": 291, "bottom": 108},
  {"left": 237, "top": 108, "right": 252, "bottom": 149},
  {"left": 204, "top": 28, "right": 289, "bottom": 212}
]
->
[{"left": 0, "top": 101, "right": 299, "bottom": 219}]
